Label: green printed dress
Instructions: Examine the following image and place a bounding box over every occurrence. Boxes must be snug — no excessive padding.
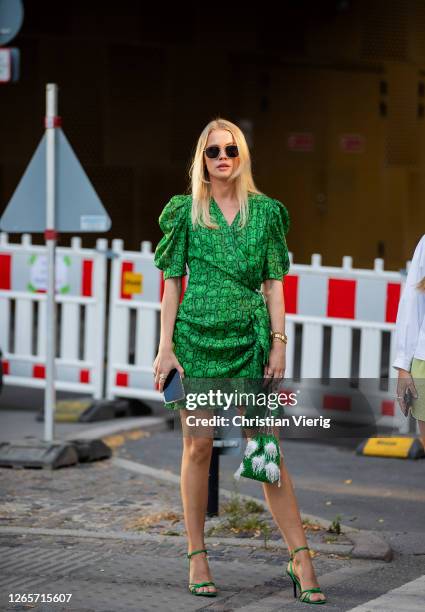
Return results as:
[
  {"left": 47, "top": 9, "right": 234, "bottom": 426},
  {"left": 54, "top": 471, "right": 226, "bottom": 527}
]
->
[{"left": 153, "top": 192, "right": 290, "bottom": 409}]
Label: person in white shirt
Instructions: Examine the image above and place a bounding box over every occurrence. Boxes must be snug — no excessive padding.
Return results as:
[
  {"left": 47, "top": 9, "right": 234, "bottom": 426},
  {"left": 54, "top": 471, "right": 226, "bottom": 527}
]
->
[{"left": 393, "top": 234, "right": 425, "bottom": 448}]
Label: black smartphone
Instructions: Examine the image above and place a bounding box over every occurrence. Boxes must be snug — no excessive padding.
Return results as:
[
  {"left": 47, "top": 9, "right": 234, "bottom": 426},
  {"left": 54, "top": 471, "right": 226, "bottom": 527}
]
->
[{"left": 163, "top": 368, "right": 186, "bottom": 404}]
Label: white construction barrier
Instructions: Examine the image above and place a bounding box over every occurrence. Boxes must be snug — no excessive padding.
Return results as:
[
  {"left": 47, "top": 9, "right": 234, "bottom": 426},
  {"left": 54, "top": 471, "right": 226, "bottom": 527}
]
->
[
  {"left": 104, "top": 242, "right": 408, "bottom": 431},
  {"left": 282, "top": 253, "right": 407, "bottom": 431},
  {"left": 0, "top": 232, "right": 108, "bottom": 398},
  {"left": 106, "top": 238, "right": 161, "bottom": 401},
  {"left": 0, "top": 231, "right": 412, "bottom": 432}
]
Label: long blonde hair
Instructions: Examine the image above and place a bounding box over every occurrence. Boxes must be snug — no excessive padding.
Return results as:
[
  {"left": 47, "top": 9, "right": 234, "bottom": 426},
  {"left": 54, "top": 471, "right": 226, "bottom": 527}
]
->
[{"left": 188, "top": 117, "right": 262, "bottom": 229}]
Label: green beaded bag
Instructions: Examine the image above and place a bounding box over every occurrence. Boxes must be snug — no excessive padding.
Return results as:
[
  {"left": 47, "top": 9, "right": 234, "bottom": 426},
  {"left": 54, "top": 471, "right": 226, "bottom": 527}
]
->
[{"left": 234, "top": 432, "right": 281, "bottom": 487}]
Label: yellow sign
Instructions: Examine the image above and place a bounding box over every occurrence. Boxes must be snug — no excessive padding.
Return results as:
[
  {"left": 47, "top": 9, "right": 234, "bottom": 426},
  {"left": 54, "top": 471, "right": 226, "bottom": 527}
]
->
[
  {"left": 360, "top": 437, "right": 422, "bottom": 459},
  {"left": 123, "top": 271, "right": 143, "bottom": 295}
]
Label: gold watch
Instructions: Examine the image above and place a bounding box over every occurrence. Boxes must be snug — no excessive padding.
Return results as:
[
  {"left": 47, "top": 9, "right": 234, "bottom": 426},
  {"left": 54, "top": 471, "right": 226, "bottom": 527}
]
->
[{"left": 270, "top": 330, "right": 287, "bottom": 344}]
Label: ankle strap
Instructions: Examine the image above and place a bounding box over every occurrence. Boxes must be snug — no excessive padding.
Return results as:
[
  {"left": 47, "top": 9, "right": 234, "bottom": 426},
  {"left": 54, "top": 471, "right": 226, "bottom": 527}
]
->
[
  {"left": 187, "top": 548, "right": 208, "bottom": 559},
  {"left": 290, "top": 545, "right": 309, "bottom": 560}
]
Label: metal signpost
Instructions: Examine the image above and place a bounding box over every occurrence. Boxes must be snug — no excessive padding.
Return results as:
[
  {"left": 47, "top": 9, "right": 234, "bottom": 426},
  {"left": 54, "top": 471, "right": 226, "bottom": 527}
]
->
[
  {"left": 207, "top": 418, "right": 241, "bottom": 516},
  {"left": 44, "top": 84, "right": 58, "bottom": 443},
  {"left": 0, "top": 83, "right": 111, "bottom": 467},
  {"left": 0, "top": 0, "right": 23, "bottom": 45},
  {"left": 0, "top": 0, "right": 23, "bottom": 83}
]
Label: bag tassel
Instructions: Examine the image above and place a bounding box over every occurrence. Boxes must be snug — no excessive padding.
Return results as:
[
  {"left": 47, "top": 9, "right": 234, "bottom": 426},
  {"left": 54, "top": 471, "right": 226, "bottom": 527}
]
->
[
  {"left": 252, "top": 454, "right": 265, "bottom": 474},
  {"left": 244, "top": 439, "right": 259, "bottom": 458},
  {"left": 265, "top": 461, "right": 280, "bottom": 484},
  {"left": 264, "top": 440, "right": 278, "bottom": 459}
]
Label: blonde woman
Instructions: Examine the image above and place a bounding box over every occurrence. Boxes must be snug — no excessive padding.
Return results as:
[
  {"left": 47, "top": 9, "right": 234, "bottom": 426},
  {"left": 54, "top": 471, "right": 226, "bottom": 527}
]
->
[
  {"left": 152, "top": 118, "right": 327, "bottom": 604},
  {"left": 393, "top": 234, "right": 425, "bottom": 448}
]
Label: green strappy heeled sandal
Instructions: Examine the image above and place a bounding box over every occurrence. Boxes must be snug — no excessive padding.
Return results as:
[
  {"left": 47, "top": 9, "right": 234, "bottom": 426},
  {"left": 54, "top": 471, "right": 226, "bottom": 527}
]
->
[
  {"left": 187, "top": 548, "right": 217, "bottom": 597},
  {"left": 286, "top": 545, "right": 327, "bottom": 605}
]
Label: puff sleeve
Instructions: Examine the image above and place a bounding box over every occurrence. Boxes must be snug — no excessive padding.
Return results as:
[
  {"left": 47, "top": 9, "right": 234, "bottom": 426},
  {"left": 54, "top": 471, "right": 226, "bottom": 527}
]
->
[
  {"left": 154, "top": 195, "right": 189, "bottom": 279},
  {"left": 262, "top": 198, "right": 291, "bottom": 281}
]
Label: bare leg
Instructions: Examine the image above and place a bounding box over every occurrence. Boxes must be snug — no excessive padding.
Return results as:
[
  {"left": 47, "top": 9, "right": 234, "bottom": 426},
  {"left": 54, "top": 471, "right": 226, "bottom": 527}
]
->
[
  {"left": 239, "top": 410, "right": 326, "bottom": 602},
  {"left": 180, "top": 409, "right": 216, "bottom": 594},
  {"left": 262, "top": 456, "right": 326, "bottom": 602}
]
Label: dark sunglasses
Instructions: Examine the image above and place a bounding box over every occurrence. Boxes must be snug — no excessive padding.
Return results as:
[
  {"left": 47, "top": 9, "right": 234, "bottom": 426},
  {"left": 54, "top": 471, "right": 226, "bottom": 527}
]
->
[{"left": 204, "top": 144, "right": 239, "bottom": 159}]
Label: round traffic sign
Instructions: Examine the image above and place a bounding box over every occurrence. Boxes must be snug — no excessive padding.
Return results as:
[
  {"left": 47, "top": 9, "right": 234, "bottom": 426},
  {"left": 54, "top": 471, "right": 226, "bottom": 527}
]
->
[{"left": 0, "top": 0, "right": 24, "bottom": 46}]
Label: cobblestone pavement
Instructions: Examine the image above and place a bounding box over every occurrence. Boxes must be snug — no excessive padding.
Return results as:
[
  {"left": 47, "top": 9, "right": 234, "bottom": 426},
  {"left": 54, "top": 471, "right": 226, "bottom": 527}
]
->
[
  {"left": 0, "top": 455, "right": 385, "bottom": 611},
  {"left": 0, "top": 452, "right": 352, "bottom": 544},
  {"left": 1, "top": 530, "right": 379, "bottom": 612}
]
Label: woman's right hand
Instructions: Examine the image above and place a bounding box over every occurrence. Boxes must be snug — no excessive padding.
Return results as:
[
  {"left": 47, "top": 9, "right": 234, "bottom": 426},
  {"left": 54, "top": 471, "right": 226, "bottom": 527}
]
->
[
  {"left": 153, "top": 346, "right": 185, "bottom": 393},
  {"left": 396, "top": 368, "right": 418, "bottom": 415}
]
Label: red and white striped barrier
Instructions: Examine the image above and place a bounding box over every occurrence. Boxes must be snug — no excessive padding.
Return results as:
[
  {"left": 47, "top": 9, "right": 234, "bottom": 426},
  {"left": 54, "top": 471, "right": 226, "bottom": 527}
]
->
[
  {"left": 282, "top": 255, "right": 402, "bottom": 376},
  {"left": 0, "top": 232, "right": 107, "bottom": 397},
  {"left": 1, "top": 230, "right": 412, "bottom": 432},
  {"left": 281, "top": 253, "right": 406, "bottom": 431},
  {"left": 105, "top": 244, "right": 409, "bottom": 431},
  {"left": 106, "top": 238, "right": 169, "bottom": 401},
  {"left": 284, "top": 254, "right": 401, "bottom": 323}
]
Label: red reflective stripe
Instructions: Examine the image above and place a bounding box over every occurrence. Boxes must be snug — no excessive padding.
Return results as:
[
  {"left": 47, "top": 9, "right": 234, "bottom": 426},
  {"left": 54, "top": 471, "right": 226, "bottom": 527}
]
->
[
  {"left": 0, "top": 253, "right": 11, "bottom": 290},
  {"left": 2, "top": 360, "right": 9, "bottom": 375},
  {"left": 116, "top": 372, "right": 129, "bottom": 386},
  {"left": 80, "top": 369, "right": 90, "bottom": 383},
  {"left": 327, "top": 278, "right": 356, "bottom": 319},
  {"left": 283, "top": 274, "right": 298, "bottom": 314},
  {"left": 44, "top": 229, "right": 58, "bottom": 240},
  {"left": 381, "top": 400, "right": 395, "bottom": 416},
  {"left": 386, "top": 282, "right": 401, "bottom": 323},
  {"left": 44, "top": 116, "right": 62, "bottom": 128},
  {"left": 121, "top": 261, "right": 134, "bottom": 299},
  {"left": 82, "top": 259, "right": 93, "bottom": 297},
  {"left": 33, "top": 364, "right": 45, "bottom": 379},
  {"left": 323, "top": 394, "right": 351, "bottom": 411}
]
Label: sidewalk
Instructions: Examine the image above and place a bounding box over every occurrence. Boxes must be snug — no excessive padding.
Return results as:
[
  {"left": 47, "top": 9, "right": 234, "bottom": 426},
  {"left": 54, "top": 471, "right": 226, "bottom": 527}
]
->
[{"left": 0, "top": 419, "right": 392, "bottom": 612}]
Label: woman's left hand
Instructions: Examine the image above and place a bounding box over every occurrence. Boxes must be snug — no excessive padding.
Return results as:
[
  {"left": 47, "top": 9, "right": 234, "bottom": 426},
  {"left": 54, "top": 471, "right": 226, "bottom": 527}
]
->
[{"left": 263, "top": 342, "right": 286, "bottom": 390}]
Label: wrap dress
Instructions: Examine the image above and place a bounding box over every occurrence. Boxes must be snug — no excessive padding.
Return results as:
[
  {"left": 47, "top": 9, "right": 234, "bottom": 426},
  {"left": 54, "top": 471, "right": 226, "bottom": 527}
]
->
[{"left": 153, "top": 192, "right": 291, "bottom": 410}]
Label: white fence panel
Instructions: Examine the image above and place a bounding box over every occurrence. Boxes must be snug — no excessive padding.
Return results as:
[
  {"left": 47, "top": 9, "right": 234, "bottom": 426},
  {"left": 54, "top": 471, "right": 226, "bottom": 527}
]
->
[
  {"left": 0, "top": 232, "right": 108, "bottom": 398},
  {"left": 106, "top": 238, "right": 162, "bottom": 401},
  {"left": 330, "top": 326, "right": 352, "bottom": 378},
  {"left": 301, "top": 322, "right": 324, "bottom": 378}
]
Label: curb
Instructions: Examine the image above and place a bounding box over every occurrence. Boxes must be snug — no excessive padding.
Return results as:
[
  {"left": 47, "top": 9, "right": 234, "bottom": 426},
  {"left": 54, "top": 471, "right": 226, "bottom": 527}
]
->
[
  {"left": 63, "top": 415, "right": 171, "bottom": 441},
  {"left": 0, "top": 525, "right": 351, "bottom": 556},
  {"left": 348, "top": 530, "right": 393, "bottom": 562}
]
